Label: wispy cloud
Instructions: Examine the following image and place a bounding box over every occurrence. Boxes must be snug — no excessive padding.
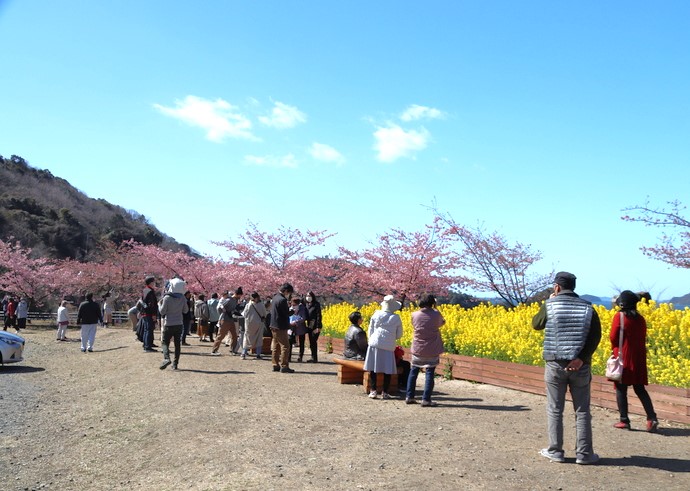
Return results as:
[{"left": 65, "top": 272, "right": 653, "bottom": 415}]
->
[
  {"left": 308, "top": 142, "right": 345, "bottom": 165},
  {"left": 153, "top": 95, "right": 258, "bottom": 142},
  {"left": 243, "top": 154, "right": 298, "bottom": 169},
  {"left": 259, "top": 101, "right": 307, "bottom": 129},
  {"left": 373, "top": 124, "right": 430, "bottom": 163},
  {"left": 400, "top": 104, "right": 445, "bottom": 122}
]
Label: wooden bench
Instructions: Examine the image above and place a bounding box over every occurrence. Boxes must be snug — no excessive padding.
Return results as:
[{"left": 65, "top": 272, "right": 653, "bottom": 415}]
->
[
  {"left": 333, "top": 358, "right": 365, "bottom": 384},
  {"left": 251, "top": 336, "right": 273, "bottom": 355},
  {"left": 333, "top": 358, "right": 399, "bottom": 395}
]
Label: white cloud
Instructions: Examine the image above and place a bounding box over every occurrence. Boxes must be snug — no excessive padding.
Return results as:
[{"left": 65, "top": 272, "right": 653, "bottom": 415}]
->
[
  {"left": 400, "top": 104, "right": 444, "bottom": 122},
  {"left": 259, "top": 101, "right": 307, "bottom": 129},
  {"left": 243, "top": 154, "right": 298, "bottom": 169},
  {"left": 308, "top": 142, "right": 345, "bottom": 165},
  {"left": 373, "top": 124, "right": 430, "bottom": 162},
  {"left": 153, "top": 95, "right": 257, "bottom": 142}
]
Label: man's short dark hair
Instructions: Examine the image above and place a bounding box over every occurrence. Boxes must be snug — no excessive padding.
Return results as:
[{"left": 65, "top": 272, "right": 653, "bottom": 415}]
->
[
  {"left": 418, "top": 294, "right": 436, "bottom": 309},
  {"left": 280, "top": 283, "right": 294, "bottom": 294},
  {"left": 348, "top": 311, "right": 362, "bottom": 325},
  {"left": 85, "top": 293, "right": 93, "bottom": 301}
]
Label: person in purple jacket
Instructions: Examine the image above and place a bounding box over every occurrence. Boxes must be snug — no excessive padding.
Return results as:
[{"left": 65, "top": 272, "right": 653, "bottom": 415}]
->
[{"left": 406, "top": 294, "right": 445, "bottom": 406}]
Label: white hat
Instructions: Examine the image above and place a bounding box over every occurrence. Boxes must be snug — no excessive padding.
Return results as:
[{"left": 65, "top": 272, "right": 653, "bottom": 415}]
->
[
  {"left": 169, "top": 277, "right": 186, "bottom": 295},
  {"left": 380, "top": 294, "right": 401, "bottom": 313}
]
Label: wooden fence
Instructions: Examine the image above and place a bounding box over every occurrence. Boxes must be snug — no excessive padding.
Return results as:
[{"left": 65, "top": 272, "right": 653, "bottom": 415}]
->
[{"left": 319, "top": 336, "right": 690, "bottom": 424}]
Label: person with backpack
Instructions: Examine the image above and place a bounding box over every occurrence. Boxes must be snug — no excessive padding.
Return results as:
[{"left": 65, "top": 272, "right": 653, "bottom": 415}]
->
[{"left": 194, "top": 294, "right": 210, "bottom": 345}]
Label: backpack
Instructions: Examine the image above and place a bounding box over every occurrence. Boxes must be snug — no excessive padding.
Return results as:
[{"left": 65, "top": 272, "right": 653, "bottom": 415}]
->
[{"left": 135, "top": 298, "right": 147, "bottom": 314}]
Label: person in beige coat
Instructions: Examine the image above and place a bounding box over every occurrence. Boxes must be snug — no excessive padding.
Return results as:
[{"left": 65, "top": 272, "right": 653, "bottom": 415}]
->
[{"left": 241, "top": 292, "right": 267, "bottom": 359}]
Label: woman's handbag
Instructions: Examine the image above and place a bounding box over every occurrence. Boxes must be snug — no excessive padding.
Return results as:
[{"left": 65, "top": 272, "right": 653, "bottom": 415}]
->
[{"left": 605, "top": 312, "right": 625, "bottom": 381}]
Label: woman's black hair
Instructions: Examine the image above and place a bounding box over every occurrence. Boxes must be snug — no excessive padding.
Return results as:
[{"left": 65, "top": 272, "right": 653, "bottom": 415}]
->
[
  {"left": 616, "top": 290, "right": 640, "bottom": 317},
  {"left": 418, "top": 294, "right": 436, "bottom": 309},
  {"left": 348, "top": 311, "right": 363, "bottom": 324}
]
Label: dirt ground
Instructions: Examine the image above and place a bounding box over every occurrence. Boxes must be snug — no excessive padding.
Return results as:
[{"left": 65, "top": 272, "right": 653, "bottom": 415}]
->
[{"left": 1, "top": 325, "right": 689, "bottom": 491}]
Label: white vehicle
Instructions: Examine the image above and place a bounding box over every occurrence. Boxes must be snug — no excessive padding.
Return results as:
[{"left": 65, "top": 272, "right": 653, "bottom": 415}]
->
[{"left": 0, "top": 330, "right": 25, "bottom": 365}]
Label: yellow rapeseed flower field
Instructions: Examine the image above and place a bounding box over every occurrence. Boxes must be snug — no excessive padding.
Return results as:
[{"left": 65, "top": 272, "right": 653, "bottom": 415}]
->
[{"left": 322, "top": 300, "right": 690, "bottom": 388}]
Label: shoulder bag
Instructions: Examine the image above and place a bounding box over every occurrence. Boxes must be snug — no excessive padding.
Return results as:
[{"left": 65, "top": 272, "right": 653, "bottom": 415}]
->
[{"left": 605, "top": 312, "right": 625, "bottom": 381}]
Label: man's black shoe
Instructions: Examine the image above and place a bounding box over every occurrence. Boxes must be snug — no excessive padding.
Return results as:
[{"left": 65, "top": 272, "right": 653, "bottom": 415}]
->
[
  {"left": 280, "top": 367, "right": 295, "bottom": 374},
  {"left": 272, "top": 365, "right": 280, "bottom": 372},
  {"left": 144, "top": 348, "right": 157, "bottom": 352},
  {"left": 160, "top": 359, "right": 172, "bottom": 370}
]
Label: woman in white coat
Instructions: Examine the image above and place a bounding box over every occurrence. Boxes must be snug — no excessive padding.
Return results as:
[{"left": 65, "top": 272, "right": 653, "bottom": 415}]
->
[
  {"left": 56, "top": 300, "right": 69, "bottom": 341},
  {"left": 241, "top": 292, "right": 267, "bottom": 359},
  {"left": 363, "top": 295, "right": 403, "bottom": 399}
]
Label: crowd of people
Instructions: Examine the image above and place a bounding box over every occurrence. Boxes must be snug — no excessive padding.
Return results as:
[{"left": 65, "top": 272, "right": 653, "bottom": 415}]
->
[
  {"left": 2, "top": 295, "right": 28, "bottom": 332},
  {"left": 117, "top": 278, "right": 324, "bottom": 372},
  {"left": 33, "top": 270, "right": 659, "bottom": 465}
]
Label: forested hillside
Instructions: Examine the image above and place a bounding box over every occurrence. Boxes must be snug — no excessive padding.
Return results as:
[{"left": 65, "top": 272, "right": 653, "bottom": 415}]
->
[{"left": 0, "top": 154, "right": 189, "bottom": 259}]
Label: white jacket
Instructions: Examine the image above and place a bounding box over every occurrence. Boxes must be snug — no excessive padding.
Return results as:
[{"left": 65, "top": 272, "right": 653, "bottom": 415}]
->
[
  {"left": 368, "top": 310, "right": 402, "bottom": 352},
  {"left": 242, "top": 300, "right": 266, "bottom": 329}
]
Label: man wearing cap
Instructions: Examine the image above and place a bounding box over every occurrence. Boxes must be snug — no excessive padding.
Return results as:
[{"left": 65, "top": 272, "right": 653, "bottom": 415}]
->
[
  {"left": 270, "top": 283, "right": 294, "bottom": 373},
  {"left": 532, "top": 271, "right": 602, "bottom": 465},
  {"left": 141, "top": 276, "right": 159, "bottom": 352}
]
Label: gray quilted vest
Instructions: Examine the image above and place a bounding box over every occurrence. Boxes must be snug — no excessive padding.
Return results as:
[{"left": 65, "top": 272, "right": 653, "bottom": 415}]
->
[{"left": 543, "top": 295, "right": 593, "bottom": 361}]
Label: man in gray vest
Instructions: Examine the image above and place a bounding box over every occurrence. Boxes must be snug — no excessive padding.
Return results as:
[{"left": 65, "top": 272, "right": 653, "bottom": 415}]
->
[{"left": 532, "top": 271, "right": 601, "bottom": 465}]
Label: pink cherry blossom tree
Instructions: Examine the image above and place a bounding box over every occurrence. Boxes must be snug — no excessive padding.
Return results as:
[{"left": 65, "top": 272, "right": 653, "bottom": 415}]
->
[
  {"left": 338, "top": 224, "right": 460, "bottom": 306},
  {"left": 434, "top": 212, "right": 552, "bottom": 307},
  {"left": 214, "top": 222, "right": 337, "bottom": 297},
  {"left": 0, "top": 239, "right": 60, "bottom": 307},
  {"left": 622, "top": 199, "right": 690, "bottom": 269}
]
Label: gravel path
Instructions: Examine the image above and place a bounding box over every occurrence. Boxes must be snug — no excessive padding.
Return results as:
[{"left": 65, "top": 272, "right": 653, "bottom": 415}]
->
[{"left": 1, "top": 326, "right": 689, "bottom": 491}]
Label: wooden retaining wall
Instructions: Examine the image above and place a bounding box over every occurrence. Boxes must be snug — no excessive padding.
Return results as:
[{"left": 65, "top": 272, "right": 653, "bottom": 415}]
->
[{"left": 319, "top": 337, "right": 690, "bottom": 424}]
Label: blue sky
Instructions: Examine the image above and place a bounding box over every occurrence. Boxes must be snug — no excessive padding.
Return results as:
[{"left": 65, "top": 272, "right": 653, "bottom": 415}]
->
[{"left": 1, "top": 1, "right": 689, "bottom": 299}]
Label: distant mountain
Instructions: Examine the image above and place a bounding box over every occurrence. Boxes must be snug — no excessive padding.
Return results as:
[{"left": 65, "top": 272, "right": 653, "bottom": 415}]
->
[
  {"left": 0, "top": 154, "right": 190, "bottom": 260},
  {"left": 581, "top": 295, "right": 613, "bottom": 309},
  {"left": 583, "top": 293, "right": 690, "bottom": 309},
  {"left": 668, "top": 293, "right": 690, "bottom": 309}
]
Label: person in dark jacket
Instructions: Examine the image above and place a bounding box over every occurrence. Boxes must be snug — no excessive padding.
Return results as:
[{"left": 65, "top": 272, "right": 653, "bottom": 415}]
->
[
  {"left": 77, "top": 293, "right": 103, "bottom": 353},
  {"left": 270, "top": 283, "right": 294, "bottom": 373},
  {"left": 139, "top": 276, "right": 159, "bottom": 352},
  {"left": 181, "top": 291, "right": 194, "bottom": 346},
  {"left": 305, "top": 291, "right": 323, "bottom": 363},
  {"left": 343, "top": 311, "right": 368, "bottom": 360},
  {"left": 532, "top": 272, "right": 602, "bottom": 465}
]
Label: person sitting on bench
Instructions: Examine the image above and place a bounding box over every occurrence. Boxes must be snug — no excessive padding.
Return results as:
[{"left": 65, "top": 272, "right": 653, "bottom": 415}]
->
[{"left": 343, "top": 311, "right": 368, "bottom": 360}]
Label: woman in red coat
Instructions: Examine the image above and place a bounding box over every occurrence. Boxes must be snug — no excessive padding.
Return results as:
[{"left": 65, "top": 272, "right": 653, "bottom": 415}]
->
[{"left": 610, "top": 290, "right": 658, "bottom": 432}]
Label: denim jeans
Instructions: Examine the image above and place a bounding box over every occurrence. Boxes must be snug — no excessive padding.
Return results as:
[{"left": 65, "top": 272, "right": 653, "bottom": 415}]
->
[
  {"left": 142, "top": 316, "right": 156, "bottom": 350},
  {"left": 406, "top": 365, "right": 436, "bottom": 402},
  {"left": 181, "top": 318, "right": 191, "bottom": 343},
  {"left": 544, "top": 360, "right": 594, "bottom": 461}
]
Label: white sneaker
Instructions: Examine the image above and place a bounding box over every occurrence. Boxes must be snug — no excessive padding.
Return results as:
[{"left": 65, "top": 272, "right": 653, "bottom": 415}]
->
[
  {"left": 576, "top": 453, "right": 600, "bottom": 465},
  {"left": 210, "top": 351, "right": 221, "bottom": 356},
  {"left": 368, "top": 391, "right": 378, "bottom": 399},
  {"left": 539, "top": 448, "right": 565, "bottom": 463}
]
